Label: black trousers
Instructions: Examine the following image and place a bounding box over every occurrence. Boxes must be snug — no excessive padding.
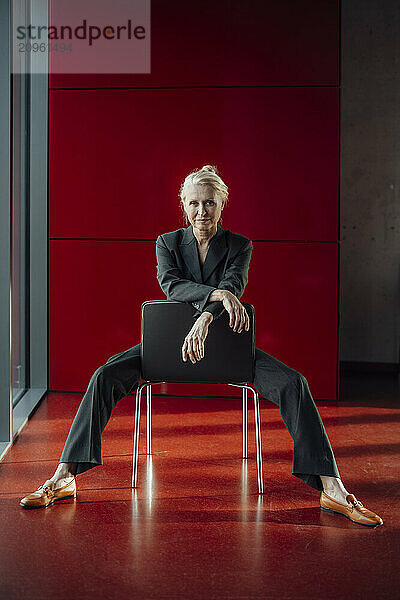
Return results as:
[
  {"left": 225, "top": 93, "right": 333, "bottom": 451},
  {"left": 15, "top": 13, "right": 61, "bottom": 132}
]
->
[{"left": 59, "top": 343, "right": 340, "bottom": 491}]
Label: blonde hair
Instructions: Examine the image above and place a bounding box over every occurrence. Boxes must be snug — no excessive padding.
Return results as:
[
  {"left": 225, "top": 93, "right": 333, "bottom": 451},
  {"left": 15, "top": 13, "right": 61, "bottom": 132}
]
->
[{"left": 179, "top": 164, "right": 229, "bottom": 225}]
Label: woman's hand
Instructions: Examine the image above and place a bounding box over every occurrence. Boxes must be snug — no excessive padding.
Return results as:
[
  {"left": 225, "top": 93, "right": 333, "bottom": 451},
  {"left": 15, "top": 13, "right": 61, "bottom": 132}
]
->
[
  {"left": 220, "top": 290, "right": 250, "bottom": 333},
  {"left": 182, "top": 313, "right": 213, "bottom": 363}
]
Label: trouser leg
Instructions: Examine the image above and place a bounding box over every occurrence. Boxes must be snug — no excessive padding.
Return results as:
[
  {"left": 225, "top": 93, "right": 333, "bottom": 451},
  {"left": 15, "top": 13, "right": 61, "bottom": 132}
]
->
[
  {"left": 59, "top": 343, "right": 142, "bottom": 476},
  {"left": 252, "top": 347, "right": 340, "bottom": 491}
]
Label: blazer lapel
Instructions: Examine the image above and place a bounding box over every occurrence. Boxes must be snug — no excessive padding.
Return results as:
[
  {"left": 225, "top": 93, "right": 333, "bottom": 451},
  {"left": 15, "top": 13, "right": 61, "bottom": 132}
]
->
[
  {"left": 179, "top": 226, "right": 202, "bottom": 283},
  {"left": 179, "top": 223, "right": 228, "bottom": 283},
  {"left": 202, "top": 223, "right": 228, "bottom": 283}
]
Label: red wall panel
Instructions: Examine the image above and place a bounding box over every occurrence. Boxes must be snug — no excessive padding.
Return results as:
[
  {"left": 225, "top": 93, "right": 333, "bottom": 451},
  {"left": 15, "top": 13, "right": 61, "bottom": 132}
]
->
[
  {"left": 49, "top": 239, "right": 160, "bottom": 391},
  {"left": 247, "top": 242, "right": 338, "bottom": 399},
  {"left": 50, "top": 0, "right": 339, "bottom": 89},
  {"left": 49, "top": 239, "right": 337, "bottom": 399},
  {"left": 49, "top": 87, "right": 338, "bottom": 241}
]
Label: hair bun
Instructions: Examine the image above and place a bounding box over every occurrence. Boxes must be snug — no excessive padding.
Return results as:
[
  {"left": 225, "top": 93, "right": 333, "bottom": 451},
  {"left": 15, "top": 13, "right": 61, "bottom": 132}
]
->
[{"left": 201, "top": 164, "right": 218, "bottom": 174}]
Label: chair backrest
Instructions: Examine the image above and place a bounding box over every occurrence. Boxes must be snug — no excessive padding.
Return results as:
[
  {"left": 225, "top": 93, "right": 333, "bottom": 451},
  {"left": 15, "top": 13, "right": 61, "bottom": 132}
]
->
[{"left": 140, "top": 300, "right": 255, "bottom": 384}]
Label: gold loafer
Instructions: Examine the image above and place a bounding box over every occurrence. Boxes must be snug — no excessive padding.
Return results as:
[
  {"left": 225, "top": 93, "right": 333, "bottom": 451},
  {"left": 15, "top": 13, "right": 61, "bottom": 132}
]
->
[
  {"left": 20, "top": 477, "right": 76, "bottom": 509},
  {"left": 320, "top": 491, "right": 383, "bottom": 527}
]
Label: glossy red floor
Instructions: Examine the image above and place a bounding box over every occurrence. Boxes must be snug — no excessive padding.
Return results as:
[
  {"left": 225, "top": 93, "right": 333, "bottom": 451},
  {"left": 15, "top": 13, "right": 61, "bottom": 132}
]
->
[{"left": 0, "top": 372, "right": 398, "bottom": 599}]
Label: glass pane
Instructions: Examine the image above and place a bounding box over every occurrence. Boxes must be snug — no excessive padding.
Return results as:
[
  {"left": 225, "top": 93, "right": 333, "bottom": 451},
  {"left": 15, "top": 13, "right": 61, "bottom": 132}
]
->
[{"left": 11, "top": 3, "right": 31, "bottom": 408}]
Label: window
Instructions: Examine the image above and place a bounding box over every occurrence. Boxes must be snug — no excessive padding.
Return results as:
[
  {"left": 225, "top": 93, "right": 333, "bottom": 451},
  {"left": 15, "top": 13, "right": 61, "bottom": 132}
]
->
[{"left": 0, "top": 0, "right": 48, "bottom": 457}]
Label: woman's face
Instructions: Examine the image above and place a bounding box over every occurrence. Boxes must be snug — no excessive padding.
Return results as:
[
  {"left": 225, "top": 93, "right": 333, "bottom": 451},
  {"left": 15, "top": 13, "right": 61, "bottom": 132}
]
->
[{"left": 182, "top": 183, "right": 224, "bottom": 234}]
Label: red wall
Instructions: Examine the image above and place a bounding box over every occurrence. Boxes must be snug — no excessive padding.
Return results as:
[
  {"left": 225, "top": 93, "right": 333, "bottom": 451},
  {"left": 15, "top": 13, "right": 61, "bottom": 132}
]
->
[{"left": 49, "top": 0, "right": 340, "bottom": 399}]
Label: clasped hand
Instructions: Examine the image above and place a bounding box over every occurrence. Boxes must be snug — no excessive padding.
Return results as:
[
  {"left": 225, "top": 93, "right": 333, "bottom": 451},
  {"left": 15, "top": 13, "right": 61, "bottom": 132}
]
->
[{"left": 181, "top": 290, "right": 250, "bottom": 363}]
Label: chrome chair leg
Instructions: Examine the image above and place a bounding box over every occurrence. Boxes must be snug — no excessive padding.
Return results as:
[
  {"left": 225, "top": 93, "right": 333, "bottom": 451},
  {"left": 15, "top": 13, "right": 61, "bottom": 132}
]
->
[
  {"left": 147, "top": 384, "right": 152, "bottom": 455},
  {"left": 229, "top": 382, "right": 264, "bottom": 494},
  {"left": 132, "top": 381, "right": 148, "bottom": 488},
  {"left": 251, "top": 385, "right": 264, "bottom": 494},
  {"left": 242, "top": 387, "right": 248, "bottom": 459}
]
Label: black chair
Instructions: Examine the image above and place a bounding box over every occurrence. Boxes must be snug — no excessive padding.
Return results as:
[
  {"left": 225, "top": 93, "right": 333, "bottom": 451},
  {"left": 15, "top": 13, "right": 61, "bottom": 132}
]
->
[{"left": 132, "top": 300, "right": 264, "bottom": 493}]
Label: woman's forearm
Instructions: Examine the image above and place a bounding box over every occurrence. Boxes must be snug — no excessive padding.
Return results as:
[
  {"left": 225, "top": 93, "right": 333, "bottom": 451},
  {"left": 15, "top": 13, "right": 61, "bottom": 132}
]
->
[
  {"left": 197, "top": 290, "right": 229, "bottom": 324},
  {"left": 208, "top": 289, "right": 230, "bottom": 302}
]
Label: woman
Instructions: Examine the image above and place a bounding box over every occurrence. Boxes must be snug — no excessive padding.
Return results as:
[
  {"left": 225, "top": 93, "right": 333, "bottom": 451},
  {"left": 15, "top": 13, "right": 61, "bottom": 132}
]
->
[{"left": 20, "top": 165, "right": 382, "bottom": 527}]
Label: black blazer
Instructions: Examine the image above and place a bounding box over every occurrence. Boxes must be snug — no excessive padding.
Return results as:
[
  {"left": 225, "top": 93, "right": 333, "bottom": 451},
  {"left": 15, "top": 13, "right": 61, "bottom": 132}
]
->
[{"left": 155, "top": 223, "right": 253, "bottom": 322}]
